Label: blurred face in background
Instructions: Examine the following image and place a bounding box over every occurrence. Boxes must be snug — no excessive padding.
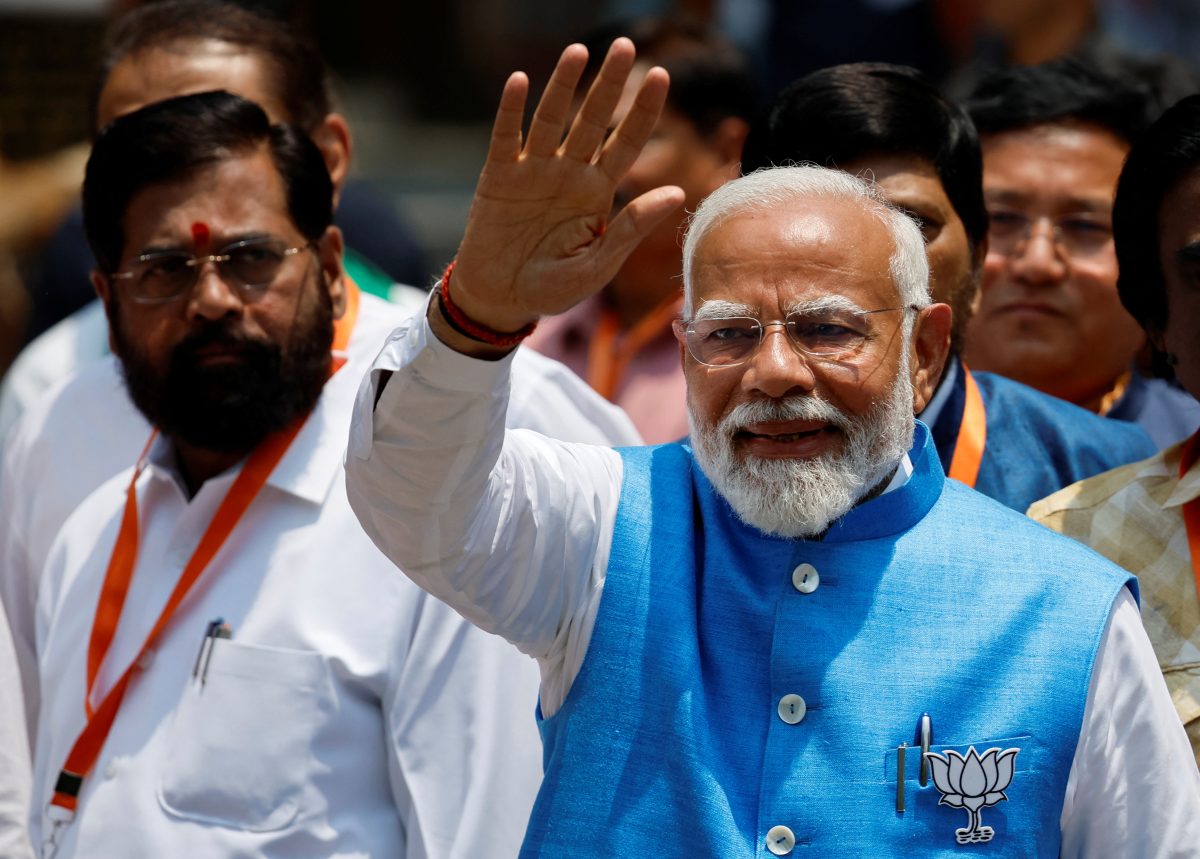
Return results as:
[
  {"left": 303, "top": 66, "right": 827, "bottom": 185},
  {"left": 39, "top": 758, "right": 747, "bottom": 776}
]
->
[
  {"left": 1155, "top": 167, "right": 1200, "bottom": 401},
  {"left": 842, "top": 153, "right": 979, "bottom": 356},
  {"left": 965, "top": 122, "right": 1144, "bottom": 410}
]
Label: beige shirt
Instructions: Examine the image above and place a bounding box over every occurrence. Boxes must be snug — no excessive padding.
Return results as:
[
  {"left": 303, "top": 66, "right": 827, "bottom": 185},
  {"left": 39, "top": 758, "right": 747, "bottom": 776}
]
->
[{"left": 1029, "top": 439, "right": 1200, "bottom": 764}]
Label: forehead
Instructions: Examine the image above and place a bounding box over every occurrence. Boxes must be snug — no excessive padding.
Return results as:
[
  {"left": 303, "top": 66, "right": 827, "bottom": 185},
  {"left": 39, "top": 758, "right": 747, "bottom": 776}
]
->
[
  {"left": 97, "top": 39, "right": 286, "bottom": 128},
  {"left": 1160, "top": 167, "right": 1200, "bottom": 260},
  {"left": 691, "top": 197, "right": 898, "bottom": 311},
  {"left": 981, "top": 122, "right": 1129, "bottom": 204},
  {"left": 842, "top": 153, "right": 956, "bottom": 215},
  {"left": 120, "top": 148, "right": 294, "bottom": 256}
]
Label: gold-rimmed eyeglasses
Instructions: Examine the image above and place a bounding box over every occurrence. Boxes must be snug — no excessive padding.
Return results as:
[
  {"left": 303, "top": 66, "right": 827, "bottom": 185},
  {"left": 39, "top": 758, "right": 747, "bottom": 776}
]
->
[
  {"left": 111, "top": 237, "right": 314, "bottom": 304},
  {"left": 673, "top": 305, "right": 917, "bottom": 368}
]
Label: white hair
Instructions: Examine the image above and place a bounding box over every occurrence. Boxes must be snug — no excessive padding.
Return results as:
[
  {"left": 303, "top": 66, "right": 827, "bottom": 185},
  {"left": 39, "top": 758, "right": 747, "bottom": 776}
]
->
[{"left": 681, "top": 165, "right": 931, "bottom": 328}]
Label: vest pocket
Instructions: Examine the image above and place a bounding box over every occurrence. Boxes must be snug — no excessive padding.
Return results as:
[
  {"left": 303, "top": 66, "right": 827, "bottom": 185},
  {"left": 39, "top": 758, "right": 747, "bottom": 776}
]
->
[{"left": 157, "top": 639, "right": 333, "bottom": 831}]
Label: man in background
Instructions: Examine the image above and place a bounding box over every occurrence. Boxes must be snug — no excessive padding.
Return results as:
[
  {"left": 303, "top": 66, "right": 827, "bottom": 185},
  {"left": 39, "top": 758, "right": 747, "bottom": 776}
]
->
[
  {"left": 740, "top": 62, "right": 1154, "bottom": 510},
  {"left": 0, "top": 0, "right": 638, "bottom": 755},
  {"left": 1030, "top": 94, "right": 1200, "bottom": 765},
  {"left": 964, "top": 55, "right": 1200, "bottom": 448},
  {"left": 0, "top": 0, "right": 423, "bottom": 441},
  {"left": 28, "top": 90, "right": 544, "bottom": 858},
  {"left": 526, "top": 16, "right": 757, "bottom": 443}
]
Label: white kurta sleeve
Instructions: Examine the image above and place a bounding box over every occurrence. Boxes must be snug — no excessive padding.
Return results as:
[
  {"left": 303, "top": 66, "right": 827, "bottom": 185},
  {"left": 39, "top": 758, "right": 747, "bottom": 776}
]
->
[
  {"left": 345, "top": 314, "right": 623, "bottom": 715},
  {"left": 384, "top": 590, "right": 543, "bottom": 859},
  {"left": 0, "top": 606, "right": 33, "bottom": 859},
  {"left": 1059, "top": 588, "right": 1200, "bottom": 855}
]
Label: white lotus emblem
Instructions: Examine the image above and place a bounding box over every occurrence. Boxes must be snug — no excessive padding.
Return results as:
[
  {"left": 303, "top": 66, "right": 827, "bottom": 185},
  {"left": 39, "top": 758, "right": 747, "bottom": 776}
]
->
[{"left": 923, "top": 746, "right": 1019, "bottom": 845}]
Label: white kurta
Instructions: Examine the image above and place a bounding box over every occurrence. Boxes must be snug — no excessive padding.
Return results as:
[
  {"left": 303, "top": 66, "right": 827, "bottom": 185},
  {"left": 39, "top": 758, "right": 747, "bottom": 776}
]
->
[
  {"left": 15, "top": 288, "right": 640, "bottom": 858},
  {"left": 0, "top": 606, "right": 33, "bottom": 859},
  {"left": 345, "top": 313, "right": 1200, "bottom": 858},
  {"left": 0, "top": 287, "right": 640, "bottom": 748}
]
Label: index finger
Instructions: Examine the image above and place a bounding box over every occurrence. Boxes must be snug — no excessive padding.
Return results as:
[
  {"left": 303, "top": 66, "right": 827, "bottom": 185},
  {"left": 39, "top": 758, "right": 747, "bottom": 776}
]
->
[{"left": 485, "top": 72, "right": 530, "bottom": 164}]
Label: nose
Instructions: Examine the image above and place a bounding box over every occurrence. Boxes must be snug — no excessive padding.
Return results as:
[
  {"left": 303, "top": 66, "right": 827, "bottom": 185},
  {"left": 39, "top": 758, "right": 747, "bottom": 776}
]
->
[
  {"left": 186, "top": 262, "right": 243, "bottom": 322},
  {"left": 741, "top": 324, "right": 817, "bottom": 400},
  {"left": 1008, "top": 219, "right": 1067, "bottom": 288}
]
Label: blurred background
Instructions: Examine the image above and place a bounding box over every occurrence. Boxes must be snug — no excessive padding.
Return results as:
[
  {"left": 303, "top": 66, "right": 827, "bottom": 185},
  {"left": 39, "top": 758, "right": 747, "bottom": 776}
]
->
[{"left": 1, "top": 0, "right": 1197, "bottom": 375}]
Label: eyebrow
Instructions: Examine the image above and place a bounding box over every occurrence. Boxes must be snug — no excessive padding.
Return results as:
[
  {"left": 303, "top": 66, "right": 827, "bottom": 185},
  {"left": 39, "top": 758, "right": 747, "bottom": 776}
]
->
[
  {"left": 984, "top": 190, "right": 1112, "bottom": 214},
  {"left": 1177, "top": 241, "right": 1200, "bottom": 262},
  {"left": 692, "top": 299, "right": 756, "bottom": 321},
  {"left": 134, "top": 231, "right": 275, "bottom": 258},
  {"left": 786, "top": 294, "right": 870, "bottom": 317}
]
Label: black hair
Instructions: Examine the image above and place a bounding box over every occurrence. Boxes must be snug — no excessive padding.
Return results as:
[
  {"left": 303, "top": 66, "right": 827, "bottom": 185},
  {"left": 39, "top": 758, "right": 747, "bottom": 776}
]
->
[
  {"left": 83, "top": 90, "right": 333, "bottom": 273},
  {"left": 92, "top": 0, "right": 330, "bottom": 133},
  {"left": 741, "top": 62, "right": 986, "bottom": 251},
  {"left": 965, "top": 54, "right": 1159, "bottom": 145},
  {"left": 1113, "top": 95, "right": 1200, "bottom": 353},
  {"left": 580, "top": 15, "right": 760, "bottom": 135}
]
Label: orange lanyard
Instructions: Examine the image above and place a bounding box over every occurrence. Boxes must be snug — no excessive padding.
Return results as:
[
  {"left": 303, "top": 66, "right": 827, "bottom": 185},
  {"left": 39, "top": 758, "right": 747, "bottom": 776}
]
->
[
  {"left": 947, "top": 365, "right": 987, "bottom": 489},
  {"left": 49, "top": 280, "right": 359, "bottom": 819},
  {"left": 586, "top": 296, "right": 682, "bottom": 401},
  {"left": 1177, "top": 430, "right": 1200, "bottom": 605}
]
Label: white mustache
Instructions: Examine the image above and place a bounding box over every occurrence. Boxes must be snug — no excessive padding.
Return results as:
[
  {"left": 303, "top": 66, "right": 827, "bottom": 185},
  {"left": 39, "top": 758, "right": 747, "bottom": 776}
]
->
[{"left": 719, "top": 397, "right": 853, "bottom": 438}]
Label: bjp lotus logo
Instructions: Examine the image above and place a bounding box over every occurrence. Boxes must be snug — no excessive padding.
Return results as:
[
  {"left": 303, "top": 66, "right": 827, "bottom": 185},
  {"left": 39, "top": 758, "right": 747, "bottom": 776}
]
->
[{"left": 923, "top": 746, "right": 1019, "bottom": 845}]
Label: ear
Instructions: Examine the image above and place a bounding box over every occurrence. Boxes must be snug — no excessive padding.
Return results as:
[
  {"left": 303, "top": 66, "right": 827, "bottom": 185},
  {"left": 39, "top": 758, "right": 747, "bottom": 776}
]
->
[
  {"left": 309, "top": 113, "right": 353, "bottom": 203},
  {"left": 91, "top": 268, "right": 120, "bottom": 354},
  {"left": 909, "top": 302, "right": 953, "bottom": 413},
  {"left": 708, "top": 116, "right": 750, "bottom": 183},
  {"left": 317, "top": 226, "right": 347, "bottom": 319}
]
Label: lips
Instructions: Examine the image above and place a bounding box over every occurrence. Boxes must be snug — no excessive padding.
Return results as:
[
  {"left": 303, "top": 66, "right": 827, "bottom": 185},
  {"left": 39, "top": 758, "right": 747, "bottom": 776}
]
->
[
  {"left": 734, "top": 420, "right": 841, "bottom": 458},
  {"left": 992, "top": 300, "right": 1067, "bottom": 319}
]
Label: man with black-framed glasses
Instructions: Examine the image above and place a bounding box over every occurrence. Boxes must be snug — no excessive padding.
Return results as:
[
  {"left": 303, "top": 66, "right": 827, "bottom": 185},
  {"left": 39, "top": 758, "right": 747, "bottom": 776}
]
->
[
  {"left": 347, "top": 39, "right": 1200, "bottom": 856},
  {"left": 20, "top": 90, "right": 613, "bottom": 859}
]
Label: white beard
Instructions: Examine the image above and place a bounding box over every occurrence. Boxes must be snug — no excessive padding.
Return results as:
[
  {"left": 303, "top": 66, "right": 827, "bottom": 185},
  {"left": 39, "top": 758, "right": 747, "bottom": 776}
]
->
[{"left": 689, "top": 363, "right": 915, "bottom": 539}]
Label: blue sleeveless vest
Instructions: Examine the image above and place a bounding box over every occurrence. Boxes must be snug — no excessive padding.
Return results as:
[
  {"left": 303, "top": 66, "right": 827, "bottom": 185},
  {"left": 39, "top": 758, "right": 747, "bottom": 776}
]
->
[{"left": 524, "top": 423, "right": 1135, "bottom": 857}]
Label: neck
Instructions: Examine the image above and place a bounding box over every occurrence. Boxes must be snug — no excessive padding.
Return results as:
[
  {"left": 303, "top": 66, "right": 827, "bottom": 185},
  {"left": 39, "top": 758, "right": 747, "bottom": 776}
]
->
[
  {"left": 608, "top": 262, "right": 682, "bottom": 329},
  {"left": 173, "top": 439, "right": 249, "bottom": 498}
]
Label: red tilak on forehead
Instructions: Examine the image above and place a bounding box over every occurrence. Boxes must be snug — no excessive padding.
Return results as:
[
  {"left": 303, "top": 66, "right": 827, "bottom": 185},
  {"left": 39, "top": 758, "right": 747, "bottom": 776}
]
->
[{"left": 191, "top": 222, "right": 211, "bottom": 253}]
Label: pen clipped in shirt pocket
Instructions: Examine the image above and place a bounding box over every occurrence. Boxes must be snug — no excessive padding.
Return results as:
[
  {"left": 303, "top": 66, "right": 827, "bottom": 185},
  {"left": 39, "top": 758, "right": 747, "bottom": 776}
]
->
[{"left": 158, "top": 639, "right": 334, "bottom": 831}]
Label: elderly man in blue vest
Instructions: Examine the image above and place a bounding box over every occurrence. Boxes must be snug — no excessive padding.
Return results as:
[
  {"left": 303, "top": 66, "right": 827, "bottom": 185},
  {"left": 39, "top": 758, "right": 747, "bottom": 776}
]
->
[{"left": 346, "top": 40, "right": 1200, "bottom": 856}]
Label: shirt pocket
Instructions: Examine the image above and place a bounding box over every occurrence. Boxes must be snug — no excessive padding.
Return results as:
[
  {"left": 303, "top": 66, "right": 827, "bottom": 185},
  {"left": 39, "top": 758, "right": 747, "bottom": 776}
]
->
[{"left": 157, "top": 639, "right": 334, "bottom": 831}]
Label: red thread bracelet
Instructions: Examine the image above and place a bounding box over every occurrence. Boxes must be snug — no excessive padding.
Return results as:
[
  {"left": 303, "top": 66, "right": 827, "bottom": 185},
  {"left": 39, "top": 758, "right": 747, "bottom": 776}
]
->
[{"left": 437, "top": 261, "right": 537, "bottom": 348}]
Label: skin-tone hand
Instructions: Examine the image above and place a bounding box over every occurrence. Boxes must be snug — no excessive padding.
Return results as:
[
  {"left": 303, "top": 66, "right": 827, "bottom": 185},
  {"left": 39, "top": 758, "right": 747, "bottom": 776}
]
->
[{"left": 431, "top": 38, "right": 686, "bottom": 358}]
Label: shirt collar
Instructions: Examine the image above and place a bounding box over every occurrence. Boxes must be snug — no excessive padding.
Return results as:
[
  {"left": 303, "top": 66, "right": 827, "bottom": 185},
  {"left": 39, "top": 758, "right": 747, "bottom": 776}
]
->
[
  {"left": 1162, "top": 437, "right": 1200, "bottom": 509},
  {"left": 917, "top": 355, "right": 958, "bottom": 429}
]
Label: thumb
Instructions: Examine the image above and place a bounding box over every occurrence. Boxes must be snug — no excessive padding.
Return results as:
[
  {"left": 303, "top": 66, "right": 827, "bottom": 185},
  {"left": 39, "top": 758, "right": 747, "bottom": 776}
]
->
[{"left": 593, "top": 185, "right": 686, "bottom": 275}]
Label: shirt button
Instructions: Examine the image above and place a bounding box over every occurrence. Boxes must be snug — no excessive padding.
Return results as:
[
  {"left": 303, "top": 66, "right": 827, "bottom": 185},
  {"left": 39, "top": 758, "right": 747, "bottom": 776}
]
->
[
  {"left": 777, "top": 693, "right": 807, "bottom": 724},
  {"left": 766, "top": 824, "right": 796, "bottom": 855},
  {"left": 135, "top": 649, "right": 154, "bottom": 671},
  {"left": 791, "top": 563, "right": 819, "bottom": 594},
  {"left": 104, "top": 758, "right": 121, "bottom": 780}
]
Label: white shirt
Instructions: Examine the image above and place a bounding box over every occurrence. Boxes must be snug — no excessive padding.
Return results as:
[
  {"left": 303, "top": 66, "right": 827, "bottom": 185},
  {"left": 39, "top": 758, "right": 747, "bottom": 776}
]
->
[
  {"left": 7, "top": 288, "right": 640, "bottom": 858},
  {"left": 0, "top": 607, "right": 33, "bottom": 859},
  {"left": 0, "top": 287, "right": 640, "bottom": 748},
  {"left": 345, "top": 313, "right": 1200, "bottom": 858}
]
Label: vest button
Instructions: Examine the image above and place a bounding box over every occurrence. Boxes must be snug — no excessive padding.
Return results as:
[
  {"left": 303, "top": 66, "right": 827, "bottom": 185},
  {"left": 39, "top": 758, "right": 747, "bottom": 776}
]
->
[
  {"left": 777, "top": 693, "right": 807, "bottom": 724},
  {"left": 766, "top": 824, "right": 796, "bottom": 855},
  {"left": 791, "top": 563, "right": 819, "bottom": 594}
]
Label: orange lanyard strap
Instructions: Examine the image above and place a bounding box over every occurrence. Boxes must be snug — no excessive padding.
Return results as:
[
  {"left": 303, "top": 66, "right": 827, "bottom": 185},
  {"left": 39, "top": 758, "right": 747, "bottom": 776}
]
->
[
  {"left": 586, "top": 296, "right": 682, "bottom": 401},
  {"left": 947, "top": 365, "right": 987, "bottom": 489},
  {"left": 1177, "top": 430, "right": 1200, "bottom": 605},
  {"left": 51, "top": 279, "right": 360, "bottom": 816}
]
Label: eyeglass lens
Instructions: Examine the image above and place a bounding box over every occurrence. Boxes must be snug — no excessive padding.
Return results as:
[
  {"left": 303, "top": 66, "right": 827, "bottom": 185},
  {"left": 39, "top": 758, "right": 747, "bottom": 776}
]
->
[
  {"left": 126, "top": 239, "right": 300, "bottom": 302},
  {"left": 987, "top": 210, "right": 1112, "bottom": 258},
  {"left": 683, "top": 309, "right": 891, "bottom": 367}
]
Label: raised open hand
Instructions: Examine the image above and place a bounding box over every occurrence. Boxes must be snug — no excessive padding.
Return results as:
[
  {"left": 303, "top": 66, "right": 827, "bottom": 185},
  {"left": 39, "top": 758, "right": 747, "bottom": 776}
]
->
[{"left": 449, "top": 38, "right": 686, "bottom": 334}]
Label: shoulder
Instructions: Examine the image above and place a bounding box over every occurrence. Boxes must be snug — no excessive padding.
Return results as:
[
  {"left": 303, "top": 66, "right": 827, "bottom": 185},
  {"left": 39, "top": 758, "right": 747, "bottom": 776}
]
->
[
  {"left": 509, "top": 348, "right": 642, "bottom": 446},
  {"left": 1028, "top": 448, "right": 1166, "bottom": 522},
  {"left": 975, "top": 372, "right": 1155, "bottom": 456},
  {"left": 0, "top": 300, "right": 109, "bottom": 440}
]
